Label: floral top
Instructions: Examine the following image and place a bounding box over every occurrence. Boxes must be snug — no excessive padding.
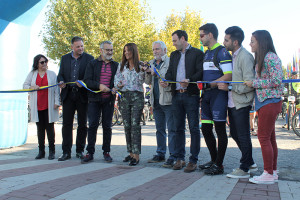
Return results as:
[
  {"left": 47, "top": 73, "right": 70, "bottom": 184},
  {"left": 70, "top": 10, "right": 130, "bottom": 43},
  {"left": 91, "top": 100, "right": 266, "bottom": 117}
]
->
[
  {"left": 114, "top": 63, "right": 145, "bottom": 92},
  {"left": 252, "top": 52, "right": 284, "bottom": 102}
]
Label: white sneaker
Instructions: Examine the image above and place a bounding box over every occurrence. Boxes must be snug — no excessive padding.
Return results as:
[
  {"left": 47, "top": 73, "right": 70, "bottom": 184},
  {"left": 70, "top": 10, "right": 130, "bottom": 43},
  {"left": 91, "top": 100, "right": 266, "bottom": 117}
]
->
[
  {"left": 249, "top": 171, "right": 275, "bottom": 184},
  {"left": 249, "top": 163, "right": 258, "bottom": 172},
  {"left": 227, "top": 168, "right": 250, "bottom": 178}
]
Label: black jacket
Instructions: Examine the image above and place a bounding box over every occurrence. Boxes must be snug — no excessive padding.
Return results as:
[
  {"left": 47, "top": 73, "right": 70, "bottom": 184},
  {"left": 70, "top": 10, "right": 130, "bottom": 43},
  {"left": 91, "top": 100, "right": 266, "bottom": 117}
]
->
[
  {"left": 83, "top": 57, "right": 119, "bottom": 102},
  {"left": 57, "top": 52, "right": 94, "bottom": 103},
  {"left": 165, "top": 45, "right": 204, "bottom": 96}
]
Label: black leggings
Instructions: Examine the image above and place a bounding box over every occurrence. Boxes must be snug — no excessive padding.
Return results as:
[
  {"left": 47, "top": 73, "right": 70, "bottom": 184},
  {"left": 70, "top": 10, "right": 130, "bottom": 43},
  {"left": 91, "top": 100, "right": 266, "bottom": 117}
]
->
[
  {"left": 36, "top": 109, "right": 55, "bottom": 152},
  {"left": 201, "top": 121, "right": 228, "bottom": 167}
]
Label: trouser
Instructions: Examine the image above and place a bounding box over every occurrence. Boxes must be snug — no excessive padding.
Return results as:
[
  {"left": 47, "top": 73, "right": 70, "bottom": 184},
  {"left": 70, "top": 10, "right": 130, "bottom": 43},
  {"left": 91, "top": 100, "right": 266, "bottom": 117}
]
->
[
  {"left": 86, "top": 98, "right": 114, "bottom": 154},
  {"left": 172, "top": 92, "right": 200, "bottom": 163},
  {"left": 62, "top": 91, "right": 88, "bottom": 154},
  {"left": 228, "top": 106, "right": 255, "bottom": 172},
  {"left": 257, "top": 101, "right": 282, "bottom": 174},
  {"left": 119, "top": 91, "right": 144, "bottom": 154},
  {"left": 153, "top": 102, "right": 176, "bottom": 160},
  {"left": 36, "top": 109, "right": 55, "bottom": 152}
]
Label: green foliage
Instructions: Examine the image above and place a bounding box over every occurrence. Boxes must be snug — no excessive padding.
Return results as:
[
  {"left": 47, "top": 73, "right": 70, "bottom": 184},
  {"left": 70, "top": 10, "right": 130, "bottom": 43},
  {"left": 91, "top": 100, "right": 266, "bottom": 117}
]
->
[
  {"left": 158, "top": 8, "right": 205, "bottom": 56},
  {"left": 42, "top": 0, "right": 156, "bottom": 62},
  {"left": 42, "top": 1, "right": 205, "bottom": 62}
]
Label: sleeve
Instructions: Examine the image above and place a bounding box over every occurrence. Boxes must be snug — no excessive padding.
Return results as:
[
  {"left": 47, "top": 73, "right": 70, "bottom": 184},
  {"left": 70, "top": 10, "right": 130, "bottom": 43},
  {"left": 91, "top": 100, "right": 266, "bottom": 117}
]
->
[
  {"left": 53, "top": 72, "right": 60, "bottom": 105},
  {"left": 218, "top": 48, "right": 232, "bottom": 74},
  {"left": 83, "top": 60, "right": 99, "bottom": 90},
  {"left": 252, "top": 53, "right": 283, "bottom": 89},
  {"left": 114, "top": 63, "right": 124, "bottom": 90},
  {"left": 190, "top": 50, "right": 204, "bottom": 82},
  {"left": 233, "top": 52, "right": 255, "bottom": 94},
  {"left": 57, "top": 56, "right": 65, "bottom": 83},
  {"left": 23, "top": 71, "right": 34, "bottom": 89}
]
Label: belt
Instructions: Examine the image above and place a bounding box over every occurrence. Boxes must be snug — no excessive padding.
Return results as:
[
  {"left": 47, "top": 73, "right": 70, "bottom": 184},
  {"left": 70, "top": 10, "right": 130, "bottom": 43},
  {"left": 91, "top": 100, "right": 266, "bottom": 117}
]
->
[
  {"left": 176, "top": 89, "right": 187, "bottom": 93},
  {"left": 69, "top": 86, "right": 79, "bottom": 92},
  {"left": 203, "top": 86, "right": 217, "bottom": 91}
]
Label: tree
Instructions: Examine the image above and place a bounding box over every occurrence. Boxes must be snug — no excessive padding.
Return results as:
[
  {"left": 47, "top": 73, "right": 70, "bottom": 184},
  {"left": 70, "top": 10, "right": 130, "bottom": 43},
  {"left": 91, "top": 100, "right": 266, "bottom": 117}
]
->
[
  {"left": 42, "top": 0, "right": 156, "bottom": 62},
  {"left": 158, "top": 8, "right": 205, "bottom": 56}
]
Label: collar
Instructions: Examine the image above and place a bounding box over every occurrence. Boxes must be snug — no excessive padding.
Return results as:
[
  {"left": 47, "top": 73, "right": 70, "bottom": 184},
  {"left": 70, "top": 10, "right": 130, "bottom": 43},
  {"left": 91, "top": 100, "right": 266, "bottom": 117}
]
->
[
  {"left": 233, "top": 46, "right": 242, "bottom": 58},
  {"left": 210, "top": 43, "right": 220, "bottom": 50},
  {"left": 71, "top": 51, "right": 83, "bottom": 59}
]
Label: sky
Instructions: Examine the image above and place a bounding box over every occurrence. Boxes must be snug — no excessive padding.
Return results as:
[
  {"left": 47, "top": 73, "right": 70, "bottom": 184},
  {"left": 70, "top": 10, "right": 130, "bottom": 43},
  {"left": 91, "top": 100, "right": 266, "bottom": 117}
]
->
[{"left": 30, "top": 0, "right": 300, "bottom": 71}]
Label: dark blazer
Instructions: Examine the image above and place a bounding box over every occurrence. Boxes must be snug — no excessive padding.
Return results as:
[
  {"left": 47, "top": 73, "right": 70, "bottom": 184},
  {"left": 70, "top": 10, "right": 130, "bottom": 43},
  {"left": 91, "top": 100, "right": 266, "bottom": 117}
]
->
[
  {"left": 83, "top": 57, "right": 119, "bottom": 102},
  {"left": 57, "top": 52, "right": 94, "bottom": 103},
  {"left": 165, "top": 45, "right": 204, "bottom": 96}
]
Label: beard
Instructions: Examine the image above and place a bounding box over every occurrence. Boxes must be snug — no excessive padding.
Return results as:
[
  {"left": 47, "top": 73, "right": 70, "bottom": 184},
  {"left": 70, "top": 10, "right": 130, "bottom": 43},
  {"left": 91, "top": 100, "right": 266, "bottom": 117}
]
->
[{"left": 104, "top": 54, "right": 113, "bottom": 60}]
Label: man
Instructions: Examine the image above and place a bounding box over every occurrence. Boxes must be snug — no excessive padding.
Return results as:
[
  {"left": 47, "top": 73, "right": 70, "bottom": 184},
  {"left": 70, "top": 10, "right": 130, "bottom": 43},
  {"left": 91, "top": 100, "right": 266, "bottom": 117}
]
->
[
  {"left": 198, "top": 23, "right": 232, "bottom": 175},
  {"left": 164, "top": 30, "right": 204, "bottom": 173},
  {"left": 57, "top": 36, "right": 94, "bottom": 161},
  {"left": 219, "top": 26, "right": 258, "bottom": 178},
  {"left": 144, "top": 41, "right": 176, "bottom": 168},
  {"left": 81, "top": 41, "right": 118, "bottom": 163}
]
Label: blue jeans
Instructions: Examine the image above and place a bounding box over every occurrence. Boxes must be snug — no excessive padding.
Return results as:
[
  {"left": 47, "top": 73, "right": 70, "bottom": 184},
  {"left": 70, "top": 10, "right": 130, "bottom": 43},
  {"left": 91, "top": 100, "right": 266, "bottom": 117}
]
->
[
  {"left": 172, "top": 93, "right": 200, "bottom": 163},
  {"left": 153, "top": 102, "right": 176, "bottom": 160},
  {"left": 86, "top": 98, "right": 114, "bottom": 154},
  {"left": 228, "top": 106, "right": 255, "bottom": 172}
]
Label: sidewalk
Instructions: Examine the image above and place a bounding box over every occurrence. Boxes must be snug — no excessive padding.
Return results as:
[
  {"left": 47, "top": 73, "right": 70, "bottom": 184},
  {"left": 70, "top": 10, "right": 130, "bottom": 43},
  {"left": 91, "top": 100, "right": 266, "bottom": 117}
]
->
[{"left": 0, "top": 120, "right": 299, "bottom": 200}]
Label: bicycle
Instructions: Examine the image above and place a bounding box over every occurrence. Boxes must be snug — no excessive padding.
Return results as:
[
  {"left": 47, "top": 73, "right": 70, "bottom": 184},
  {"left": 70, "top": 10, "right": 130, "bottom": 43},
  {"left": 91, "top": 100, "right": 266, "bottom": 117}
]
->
[{"left": 287, "top": 96, "right": 296, "bottom": 130}]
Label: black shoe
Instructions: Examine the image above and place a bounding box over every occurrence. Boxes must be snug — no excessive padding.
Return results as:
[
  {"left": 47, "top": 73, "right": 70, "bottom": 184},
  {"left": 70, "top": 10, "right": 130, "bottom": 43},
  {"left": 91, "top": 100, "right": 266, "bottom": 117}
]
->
[
  {"left": 81, "top": 153, "right": 94, "bottom": 164},
  {"left": 129, "top": 158, "right": 139, "bottom": 166},
  {"left": 204, "top": 164, "right": 224, "bottom": 175},
  {"left": 103, "top": 152, "right": 113, "bottom": 163},
  {"left": 123, "top": 155, "right": 133, "bottom": 162},
  {"left": 162, "top": 158, "right": 175, "bottom": 168},
  {"left": 148, "top": 155, "right": 165, "bottom": 163},
  {"left": 35, "top": 151, "right": 45, "bottom": 159},
  {"left": 199, "top": 161, "right": 214, "bottom": 170},
  {"left": 76, "top": 152, "right": 84, "bottom": 159},
  {"left": 58, "top": 153, "right": 71, "bottom": 161},
  {"left": 48, "top": 151, "right": 55, "bottom": 160}
]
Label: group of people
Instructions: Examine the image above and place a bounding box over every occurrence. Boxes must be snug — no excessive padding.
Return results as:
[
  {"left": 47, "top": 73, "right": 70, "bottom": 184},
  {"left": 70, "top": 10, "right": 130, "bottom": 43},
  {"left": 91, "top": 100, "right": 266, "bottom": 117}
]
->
[{"left": 24, "top": 23, "right": 284, "bottom": 185}]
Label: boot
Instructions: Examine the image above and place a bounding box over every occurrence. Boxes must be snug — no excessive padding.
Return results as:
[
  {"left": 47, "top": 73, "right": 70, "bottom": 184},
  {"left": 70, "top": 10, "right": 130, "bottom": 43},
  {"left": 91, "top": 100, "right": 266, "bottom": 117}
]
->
[
  {"left": 48, "top": 150, "right": 55, "bottom": 160},
  {"left": 35, "top": 150, "right": 45, "bottom": 159}
]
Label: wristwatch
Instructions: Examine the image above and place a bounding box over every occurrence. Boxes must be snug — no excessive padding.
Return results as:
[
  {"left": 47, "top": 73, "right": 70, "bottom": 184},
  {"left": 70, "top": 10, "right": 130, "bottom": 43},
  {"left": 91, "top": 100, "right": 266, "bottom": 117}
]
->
[{"left": 228, "top": 85, "right": 232, "bottom": 91}]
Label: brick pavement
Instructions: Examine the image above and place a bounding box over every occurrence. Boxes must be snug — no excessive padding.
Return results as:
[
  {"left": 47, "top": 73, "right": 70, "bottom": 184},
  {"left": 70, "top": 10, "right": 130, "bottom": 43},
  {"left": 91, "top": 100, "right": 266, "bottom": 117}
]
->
[{"left": 0, "top": 121, "right": 300, "bottom": 199}]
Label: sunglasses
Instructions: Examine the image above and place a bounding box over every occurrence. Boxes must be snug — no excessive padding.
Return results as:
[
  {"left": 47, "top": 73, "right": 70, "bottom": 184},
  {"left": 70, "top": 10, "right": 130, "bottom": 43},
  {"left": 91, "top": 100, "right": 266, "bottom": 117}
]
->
[
  {"left": 39, "top": 60, "right": 48, "bottom": 65},
  {"left": 200, "top": 33, "right": 208, "bottom": 38}
]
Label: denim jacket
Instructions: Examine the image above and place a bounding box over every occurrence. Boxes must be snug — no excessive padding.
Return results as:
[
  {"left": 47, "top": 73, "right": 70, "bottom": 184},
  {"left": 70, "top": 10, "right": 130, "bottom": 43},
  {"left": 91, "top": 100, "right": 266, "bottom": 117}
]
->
[{"left": 252, "top": 52, "right": 284, "bottom": 102}]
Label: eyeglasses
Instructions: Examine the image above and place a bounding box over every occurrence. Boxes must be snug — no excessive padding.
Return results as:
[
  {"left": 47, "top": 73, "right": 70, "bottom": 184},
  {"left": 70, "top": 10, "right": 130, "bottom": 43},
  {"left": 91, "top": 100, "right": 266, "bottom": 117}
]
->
[
  {"left": 103, "top": 49, "right": 114, "bottom": 52},
  {"left": 39, "top": 60, "right": 48, "bottom": 65},
  {"left": 200, "top": 33, "right": 208, "bottom": 38}
]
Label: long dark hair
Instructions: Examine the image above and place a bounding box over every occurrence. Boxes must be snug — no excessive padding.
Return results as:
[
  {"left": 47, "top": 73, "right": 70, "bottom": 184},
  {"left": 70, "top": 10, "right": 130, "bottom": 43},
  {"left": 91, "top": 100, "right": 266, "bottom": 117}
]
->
[
  {"left": 120, "top": 43, "right": 140, "bottom": 72},
  {"left": 252, "top": 30, "right": 277, "bottom": 77},
  {"left": 32, "top": 54, "right": 48, "bottom": 71}
]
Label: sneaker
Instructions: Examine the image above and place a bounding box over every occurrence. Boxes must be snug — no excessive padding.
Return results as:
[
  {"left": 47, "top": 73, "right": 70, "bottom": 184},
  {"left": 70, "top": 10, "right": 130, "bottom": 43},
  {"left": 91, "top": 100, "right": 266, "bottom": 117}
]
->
[
  {"left": 173, "top": 160, "right": 186, "bottom": 170},
  {"left": 282, "top": 124, "right": 287, "bottom": 128},
  {"left": 162, "top": 158, "right": 175, "bottom": 168},
  {"left": 199, "top": 161, "right": 214, "bottom": 170},
  {"left": 103, "top": 152, "right": 113, "bottom": 163},
  {"left": 184, "top": 162, "right": 197, "bottom": 173},
  {"left": 249, "top": 163, "right": 258, "bottom": 172},
  {"left": 227, "top": 168, "right": 250, "bottom": 178},
  {"left": 204, "top": 164, "right": 224, "bottom": 175},
  {"left": 147, "top": 155, "right": 165, "bottom": 163},
  {"left": 249, "top": 171, "right": 275, "bottom": 184},
  {"left": 76, "top": 152, "right": 84, "bottom": 159},
  {"left": 81, "top": 153, "right": 94, "bottom": 164},
  {"left": 123, "top": 155, "right": 133, "bottom": 162}
]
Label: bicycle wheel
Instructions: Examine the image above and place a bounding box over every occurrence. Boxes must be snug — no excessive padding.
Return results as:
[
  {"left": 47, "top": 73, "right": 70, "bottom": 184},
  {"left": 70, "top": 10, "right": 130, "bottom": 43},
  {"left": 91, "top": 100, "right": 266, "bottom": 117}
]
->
[
  {"left": 112, "top": 108, "right": 118, "bottom": 126},
  {"left": 292, "top": 110, "right": 300, "bottom": 137}
]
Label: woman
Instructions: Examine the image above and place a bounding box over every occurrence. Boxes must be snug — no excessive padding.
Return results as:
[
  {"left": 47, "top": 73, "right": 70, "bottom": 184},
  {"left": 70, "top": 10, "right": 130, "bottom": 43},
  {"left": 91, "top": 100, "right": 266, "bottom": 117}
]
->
[
  {"left": 245, "top": 30, "right": 284, "bottom": 184},
  {"left": 114, "top": 43, "right": 145, "bottom": 166},
  {"left": 23, "top": 54, "right": 60, "bottom": 160}
]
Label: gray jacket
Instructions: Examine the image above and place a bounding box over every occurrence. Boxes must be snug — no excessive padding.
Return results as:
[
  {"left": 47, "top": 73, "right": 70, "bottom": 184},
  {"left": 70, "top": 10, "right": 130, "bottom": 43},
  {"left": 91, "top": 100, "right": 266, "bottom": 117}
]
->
[
  {"left": 145, "top": 54, "right": 172, "bottom": 106},
  {"left": 231, "top": 47, "right": 255, "bottom": 110}
]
